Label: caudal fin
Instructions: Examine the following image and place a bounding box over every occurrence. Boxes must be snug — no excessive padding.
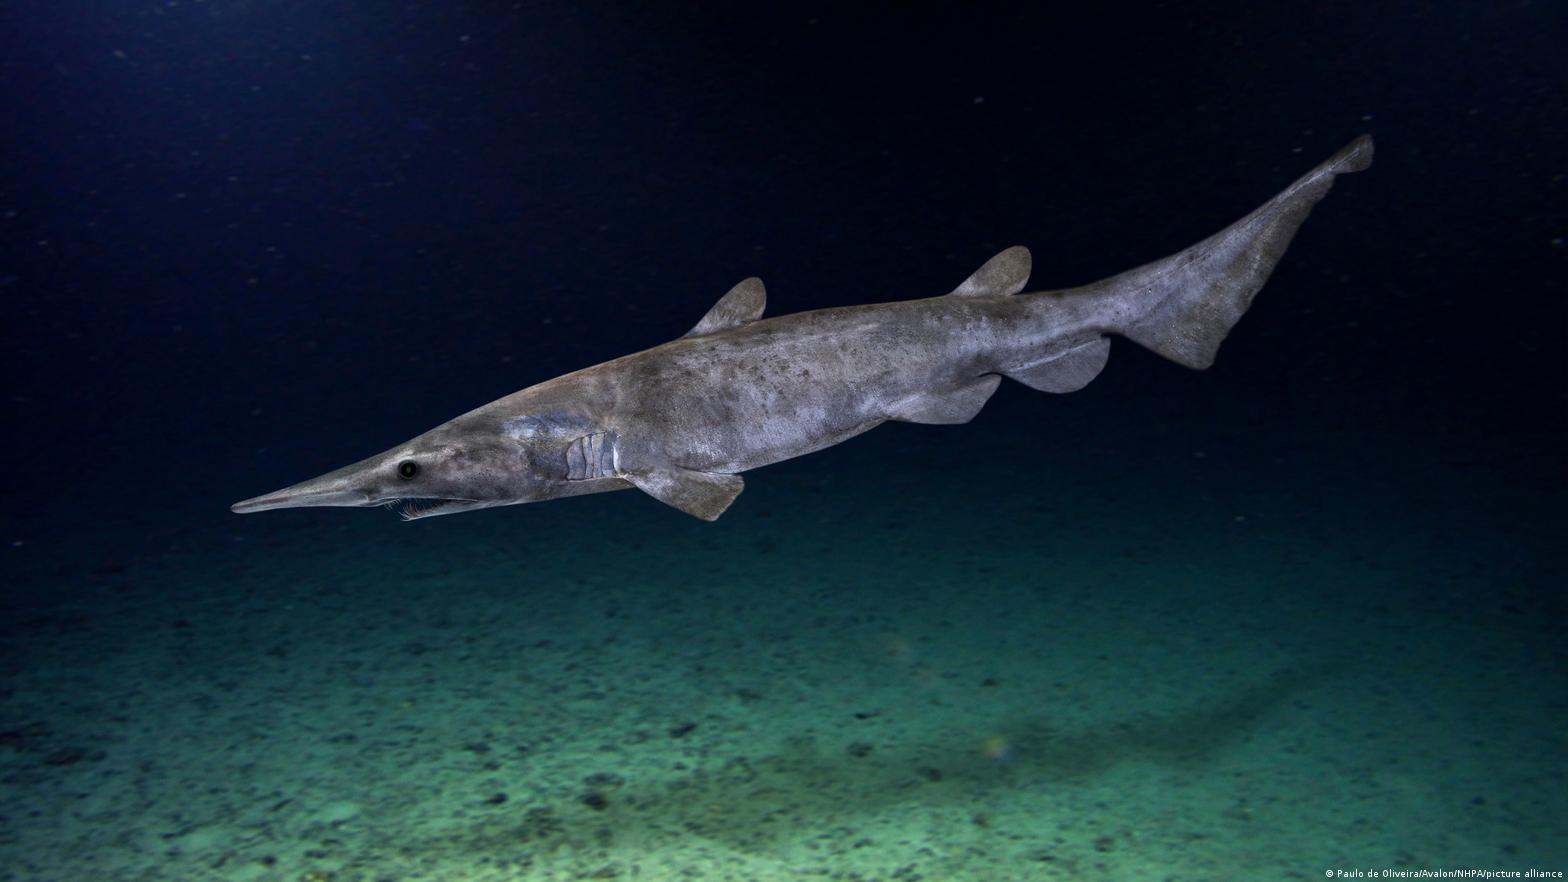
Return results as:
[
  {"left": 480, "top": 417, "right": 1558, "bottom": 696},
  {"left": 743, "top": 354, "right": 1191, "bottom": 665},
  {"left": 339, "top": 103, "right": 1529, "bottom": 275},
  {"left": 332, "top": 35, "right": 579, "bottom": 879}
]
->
[{"left": 1114, "top": 135, "right": 1373, "bottom": 369}]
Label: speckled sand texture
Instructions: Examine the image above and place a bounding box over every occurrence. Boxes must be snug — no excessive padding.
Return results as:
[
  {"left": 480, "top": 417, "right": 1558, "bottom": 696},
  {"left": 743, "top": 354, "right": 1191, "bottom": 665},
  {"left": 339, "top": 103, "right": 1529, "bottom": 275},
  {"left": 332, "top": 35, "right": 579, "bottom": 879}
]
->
[{"left": 3, "top": 410, "right": 1563, "bottom": 881}]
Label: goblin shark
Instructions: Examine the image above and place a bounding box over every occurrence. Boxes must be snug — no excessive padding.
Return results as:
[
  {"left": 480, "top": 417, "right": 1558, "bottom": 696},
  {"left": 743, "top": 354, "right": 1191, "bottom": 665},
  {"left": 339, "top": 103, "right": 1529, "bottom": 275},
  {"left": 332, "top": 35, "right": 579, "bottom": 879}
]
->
[{"left": 233, "top": 136, "right": 1371, "bottom": 522}]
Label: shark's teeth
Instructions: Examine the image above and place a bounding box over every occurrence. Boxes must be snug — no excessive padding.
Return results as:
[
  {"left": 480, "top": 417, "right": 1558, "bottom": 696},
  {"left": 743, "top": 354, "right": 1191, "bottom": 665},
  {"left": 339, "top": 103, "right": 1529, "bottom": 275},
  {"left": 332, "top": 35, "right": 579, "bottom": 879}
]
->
[{"left": 385, "top": 498, "right": 460, "bottom": 521}]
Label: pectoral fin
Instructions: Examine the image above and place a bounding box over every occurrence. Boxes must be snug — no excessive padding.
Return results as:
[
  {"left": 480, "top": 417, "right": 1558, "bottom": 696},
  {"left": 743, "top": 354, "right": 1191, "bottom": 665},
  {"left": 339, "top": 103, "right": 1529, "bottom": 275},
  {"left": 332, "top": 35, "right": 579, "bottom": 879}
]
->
[{"left": 624, "top": 467, "right": 744, "bottom": 521}]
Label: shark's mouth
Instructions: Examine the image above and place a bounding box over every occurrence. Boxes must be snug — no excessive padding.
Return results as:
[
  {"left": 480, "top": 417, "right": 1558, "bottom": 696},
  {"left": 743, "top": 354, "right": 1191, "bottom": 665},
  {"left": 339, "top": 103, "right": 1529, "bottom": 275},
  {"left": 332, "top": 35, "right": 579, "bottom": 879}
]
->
[{"left": 380, "top": 497, "right": 482, "bottom": 521}]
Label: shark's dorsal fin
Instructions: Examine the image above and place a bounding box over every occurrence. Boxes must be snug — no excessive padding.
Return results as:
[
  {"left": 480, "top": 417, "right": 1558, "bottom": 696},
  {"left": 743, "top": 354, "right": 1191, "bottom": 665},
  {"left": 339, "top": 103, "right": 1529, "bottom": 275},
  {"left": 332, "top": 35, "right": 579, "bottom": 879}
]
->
[
  {"left": 948, "top": 246, "right": 1032, "bottom": 297},
  {"left": 683, "top": 277, "right": 766, "bottom": 337}
]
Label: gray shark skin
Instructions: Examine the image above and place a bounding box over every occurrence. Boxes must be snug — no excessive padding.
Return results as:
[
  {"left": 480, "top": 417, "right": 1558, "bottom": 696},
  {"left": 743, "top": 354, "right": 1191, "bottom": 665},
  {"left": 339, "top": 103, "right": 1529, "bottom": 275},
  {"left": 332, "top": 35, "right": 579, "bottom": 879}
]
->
[{"left": 233, "top": 136, "right": 1372, "bottom": 522}]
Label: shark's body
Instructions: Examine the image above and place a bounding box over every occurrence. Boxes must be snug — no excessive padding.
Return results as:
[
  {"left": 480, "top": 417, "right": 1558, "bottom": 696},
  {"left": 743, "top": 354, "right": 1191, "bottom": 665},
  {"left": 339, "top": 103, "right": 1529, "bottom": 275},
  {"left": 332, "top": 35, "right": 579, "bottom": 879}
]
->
[{"left": 233, "top": 136, "right": 1372, "bottom": 521}]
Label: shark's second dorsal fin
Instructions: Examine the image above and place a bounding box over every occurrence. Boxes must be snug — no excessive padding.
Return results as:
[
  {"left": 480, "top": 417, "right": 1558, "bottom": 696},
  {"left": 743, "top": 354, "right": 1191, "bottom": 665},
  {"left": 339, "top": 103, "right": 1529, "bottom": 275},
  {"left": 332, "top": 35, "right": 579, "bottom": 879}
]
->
[
  {"left": 948, "top": 246, "right": 1032, "bottom": 297},
  {"left": 684, "top": 277, "right": 766, "bottom": 337}
]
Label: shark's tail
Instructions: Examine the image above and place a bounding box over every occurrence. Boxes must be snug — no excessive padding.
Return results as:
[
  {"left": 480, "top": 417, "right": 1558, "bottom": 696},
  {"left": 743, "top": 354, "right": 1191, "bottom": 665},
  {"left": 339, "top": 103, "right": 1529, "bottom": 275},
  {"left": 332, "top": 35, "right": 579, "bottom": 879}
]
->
[{"left": 1109, "top": 135, "right": 1373, "bottom": 370}]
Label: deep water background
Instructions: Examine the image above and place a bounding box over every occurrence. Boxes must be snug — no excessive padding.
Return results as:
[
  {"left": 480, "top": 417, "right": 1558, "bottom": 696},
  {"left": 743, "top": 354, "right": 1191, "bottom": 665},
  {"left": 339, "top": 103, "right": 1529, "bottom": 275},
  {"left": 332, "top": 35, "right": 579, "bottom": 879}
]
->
[
  {"left": 1, "top": 1, "right": 1565, "bottom": 879},
  {"left": 4, "top": 1, "right": 1562, "bottom": 512}
]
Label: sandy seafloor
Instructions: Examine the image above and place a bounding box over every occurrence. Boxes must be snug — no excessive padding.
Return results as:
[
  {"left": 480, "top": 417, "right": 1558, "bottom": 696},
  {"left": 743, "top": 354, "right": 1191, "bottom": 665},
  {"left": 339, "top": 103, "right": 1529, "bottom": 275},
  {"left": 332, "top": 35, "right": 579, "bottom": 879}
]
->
[{"left": 2, "top": 387, "right": 1564, "bottom": 882}]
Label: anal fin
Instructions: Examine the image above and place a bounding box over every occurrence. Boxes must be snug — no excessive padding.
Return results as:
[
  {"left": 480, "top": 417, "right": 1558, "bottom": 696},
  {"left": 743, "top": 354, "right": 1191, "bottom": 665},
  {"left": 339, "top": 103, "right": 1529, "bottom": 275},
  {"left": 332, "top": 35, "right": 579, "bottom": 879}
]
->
[
  {"left": 1005, "top": 336, "right": 1110, "bottom": 393},
  {"left": 625, "top": 467, "right": 744, "bottom": 521},
  {"left": 885, "top": 375, "right": 1002, "bottom": 425}
]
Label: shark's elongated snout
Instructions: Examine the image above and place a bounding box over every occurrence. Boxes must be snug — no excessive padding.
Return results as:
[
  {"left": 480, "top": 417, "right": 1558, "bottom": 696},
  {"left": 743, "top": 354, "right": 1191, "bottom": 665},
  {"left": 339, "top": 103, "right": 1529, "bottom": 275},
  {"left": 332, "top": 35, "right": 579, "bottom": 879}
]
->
[
  {"left": 231, "top": 474, "right": 371, "bottom": 513},
  {"left": 230, "top": 434, "right": 516, "bottom": 520}
]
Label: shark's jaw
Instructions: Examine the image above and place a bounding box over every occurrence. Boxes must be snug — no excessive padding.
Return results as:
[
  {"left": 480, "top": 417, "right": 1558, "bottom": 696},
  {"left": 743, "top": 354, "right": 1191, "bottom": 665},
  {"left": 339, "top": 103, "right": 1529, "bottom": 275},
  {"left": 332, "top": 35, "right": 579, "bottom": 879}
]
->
[{"left": 377, "top": 497, "right": 489, "bottom": 521}]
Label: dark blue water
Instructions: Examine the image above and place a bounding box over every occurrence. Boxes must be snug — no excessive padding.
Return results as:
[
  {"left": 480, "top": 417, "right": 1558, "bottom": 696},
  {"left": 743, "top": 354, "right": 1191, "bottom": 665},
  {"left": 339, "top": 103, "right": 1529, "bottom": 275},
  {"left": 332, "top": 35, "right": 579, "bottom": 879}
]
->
[{"left": 3, "top": 3, "right": 1564, "bottom": 880}]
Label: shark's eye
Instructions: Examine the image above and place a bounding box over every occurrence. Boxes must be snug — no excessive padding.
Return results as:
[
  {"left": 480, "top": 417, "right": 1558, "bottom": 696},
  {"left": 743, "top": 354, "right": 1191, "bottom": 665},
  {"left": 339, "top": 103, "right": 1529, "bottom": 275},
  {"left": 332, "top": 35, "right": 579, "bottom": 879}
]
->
[{"left": 397, "top": 460, "right": 419, "bottom": 480}]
